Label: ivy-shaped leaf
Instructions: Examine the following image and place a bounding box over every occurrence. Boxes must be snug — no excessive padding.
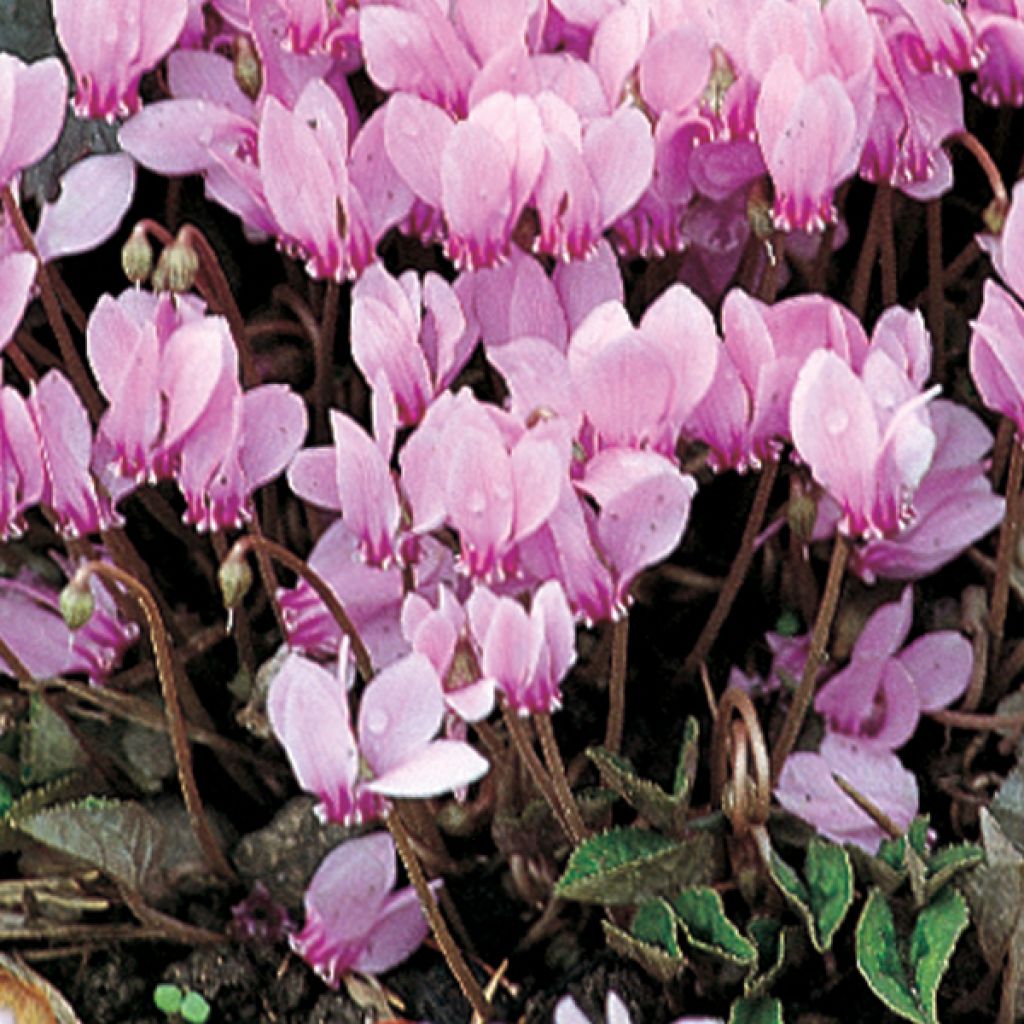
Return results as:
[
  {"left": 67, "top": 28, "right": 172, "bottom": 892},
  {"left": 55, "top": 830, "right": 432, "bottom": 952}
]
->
[
  {"left": 11, "top": 797, "right": 164, "bottom": 894},
  {"left": 21, "top": 694, "right": 87, "bottom": 787},
  {"left": 769, "top": 838, "right": 853, "bottom": 953},
  {"left": 924, "top": 843, "right": 983, "bottom": 903},
  {"left": 587, "top": 748, "right": 687, "bottom": 835},
  {"left": 602, "top": 920, "right": 687, "bottom": 984},
  {"left": 744, "top": 917, "right": 787, "bottom": 999},
  {"left": 556, "top": 828, "right": 719, "bottom": 904},
  {"left": 632, "top": 899, "right": 682, "bottom": 957},
  {"left": 729, "top": 995, "right": 784, "bottom": 1024},
  {"left": 671, "top": 887, "right": 756, "bottom": 966},
  {"left": 855, "top": 887, "right": 969, "bottom": 1024}
]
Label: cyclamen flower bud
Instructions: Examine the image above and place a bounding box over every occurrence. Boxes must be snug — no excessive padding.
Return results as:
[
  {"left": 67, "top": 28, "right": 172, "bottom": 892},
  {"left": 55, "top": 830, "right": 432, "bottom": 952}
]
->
[
  {"left": 218, "top": 550, "right": 253, "bottom": 610},
  {"left": 787, "top": 485, "right": 818, "bottom": 546},
  {"left": 59, "top": 571, "right": 95, "bottom": 631},
  {"left": 153, "top": 234, "right": 199, "bottom": 293},
  {"left": 233, "top": 36, "right": 262, "bottom": 101},
  {"left": 121, "top": 225, "right": 153, "bottom": 284}
]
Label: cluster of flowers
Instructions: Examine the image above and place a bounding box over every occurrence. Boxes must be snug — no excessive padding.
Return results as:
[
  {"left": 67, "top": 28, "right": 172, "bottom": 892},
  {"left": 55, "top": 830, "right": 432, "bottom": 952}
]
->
[{"left": 2, "top": 0, "right": 1024, "bottom": 1008}]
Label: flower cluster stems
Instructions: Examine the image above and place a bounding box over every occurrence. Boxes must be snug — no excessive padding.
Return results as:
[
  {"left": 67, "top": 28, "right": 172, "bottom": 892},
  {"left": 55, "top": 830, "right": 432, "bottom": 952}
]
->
[
  {"left": 771, "top": 532, "right": 850, "bottom": 783},
  {"left": 990, "top": 435, "right": 1024, "bottom": 670},
  {"left": 603, "top": 616, "right": 630, "bottom": 755}
]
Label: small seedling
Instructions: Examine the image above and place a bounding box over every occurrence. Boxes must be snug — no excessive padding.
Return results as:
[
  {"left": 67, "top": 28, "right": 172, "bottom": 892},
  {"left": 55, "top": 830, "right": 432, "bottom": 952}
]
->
[{"left": 154, "top": 983, "right": 211, "bottom": 1023}]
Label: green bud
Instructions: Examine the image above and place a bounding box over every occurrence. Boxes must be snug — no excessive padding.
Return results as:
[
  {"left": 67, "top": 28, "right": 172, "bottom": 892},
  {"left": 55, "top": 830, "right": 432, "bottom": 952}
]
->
[
  {"left": 154, "top": 234, "right": 200, "bottom": 294},
  {"left": 59, "top": 577, "right": 95, "bottom": 631},
  {"left": 983, "top": 197, "right": 1009, "bottom": 236},
  {"left": 787, "top": 486, "right": 818, "bottom": 545},
  {"left": 218, "top": 552, "right": 253, "bottom": 610},
  {"left": 233, "top": 35, "right": 262, "bottom": 101},
  {"left": 121, "top": 225, "right": 153, "bottom": 284}
]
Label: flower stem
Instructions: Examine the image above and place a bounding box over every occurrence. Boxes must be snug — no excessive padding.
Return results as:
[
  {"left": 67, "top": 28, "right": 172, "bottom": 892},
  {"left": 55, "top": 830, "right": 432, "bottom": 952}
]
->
[
  {"left": 0, "top": 632, "right": 32, "bottom": 685},
  {"left": 771, "top": 532, "right": 850, "bottom": 783},
  {"left": 603, "top": 616, "right": 630, "bottom": 755},
  {"left": 1, "top": 186, "right": 103, "bottom": 421},
  {"left": 878, "top": 185, "right": 898, "bottom": 306},
  {"left": 990, "top": 435, "right": 1024, "bottom": 669},
  {"left": 76, "top": 561, "right": 234, "bottom": 880},
  {"left": 534, "top": 713, "right": 586, "bottom": 844},
  {"left": 926, "top": 199, "right": 946, "bottom": 383},
  {"left": 226, "top": 534, "right": 374, "bottom": 683},
  {"left": 950, "top": 131, "right": 1009, "bottom": 215},
  {"left": 388, "top": 806, "right": 492, "bottom": 1021},
  {"left": 685, "top": 456, "right": 780, "bottom": 678},
  {"left": 316, "top": 280, "right": 340, "bottom": 442},
  {"left": 850, "top": 186, "right": 886, "bottom": 319}
]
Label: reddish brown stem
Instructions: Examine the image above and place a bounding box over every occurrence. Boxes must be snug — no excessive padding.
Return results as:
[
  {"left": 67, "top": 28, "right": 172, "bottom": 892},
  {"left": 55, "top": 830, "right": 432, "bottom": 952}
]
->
[
  {"left": 604, "top": 616, "right": 630, "bottom": 755},
  {"left": 990, "top": 436, "right": 1024, "bottom": 668}
]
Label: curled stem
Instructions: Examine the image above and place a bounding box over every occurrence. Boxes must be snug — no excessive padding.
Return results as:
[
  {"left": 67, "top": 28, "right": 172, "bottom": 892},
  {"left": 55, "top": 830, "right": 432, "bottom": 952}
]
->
[
  {"left": 388, "top": 806, "right": 491, "bottom": 1021},
  {"left": 771, "top": 532, "right": 850, "bottom": 783},
  {"left": 685, "top": 457, "right": 780, "bottom": 678},
  {"left": 603, "top": 616, "right": 630, "bottom": 755},
  {"left": 710, "top": 688, "right": 771, "bottom": 834},
  {"left": 75, "top": 561, "right": 234, "bottom": 880},
  {"left": 990, "top": 435, "right": 1024, "bottom": 669},
  {"left": 1, "top": 187, "right": 103, "bottom": 421},
  {"left": 950, "top": 131, "right": 1009, "bottom": 216},
  {"left": 226, "top": 534, "right": 373, "bottom": 683}
]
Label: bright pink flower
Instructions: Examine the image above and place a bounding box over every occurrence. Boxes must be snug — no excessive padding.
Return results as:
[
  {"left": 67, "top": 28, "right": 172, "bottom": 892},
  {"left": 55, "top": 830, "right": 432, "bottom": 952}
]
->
[
  {"left": 775, "top": 734, "right": 918, "bottom": 852},
  {"left": 351, "top": 265, "right": 473, "bottom": 426},
  {"left": 467, "top": 580, "right": 576, "bottom": 714},
  {"left": 0, "top": 55, "right": 67, "bottom": 187},
  {"left": 31, "top": 371, "right": 115, "bottom": 539},
  {"left": 0, "top": 375, "right": 43, "bottom": 539},
  {"left": 845, "top": 401, "right": 1005, "bottom": 581},
  {"left": 291, "top": 833, "right": 434, "bottom": 986},
  {"left": 259, "top": 80, "right": 375, "bottom": 280},
  {"left": 267, "top": 650, "right": 489, "bottom": 825},
  {"left": 0, "top": 562, "right": 138, "bottom": 686},
  {"left": 969, "top": 0, "right": 1024, "bottom": 106},
  {"left": 814, "top": 587, "right": 971, "bottom": 750},
  {"left": 275, "top": 0, "right": 350, "bottom": 55},
  {"left": 871, "top": 0, "right": 977, "bottom": 75},
  {"left": 53, "top": 0, "right": 188, "bottom": 120},
  {"left": 790, "top": 348, "right": 937, "bottom": 539},
  {"left": 971, "top": 279, "right": 1024, "bottom": 436}
]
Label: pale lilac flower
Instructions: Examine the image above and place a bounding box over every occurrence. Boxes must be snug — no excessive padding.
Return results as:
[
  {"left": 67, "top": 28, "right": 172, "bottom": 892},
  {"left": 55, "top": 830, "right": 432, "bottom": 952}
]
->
[
  {"left": 971, "top": 279, "right": 1024, "bottom": 437},
  {"left": 790, "top": 348, "right": 938, "bottom": 539},
  {"left": 53, "top": 0, "right": 188, "bottom": 120},
  {"left": 776, "top": 734, "right": 918, "bottom": 852},
  {"left": 466, "top": 580, "right": 576, "bottom": 714},
  {"left": 267, "top": 650, "right": 489, "bottom": 825},
  {"left": 291, "top": 833, "right": 434, "bottom": 986},
  {"left": 814, "top": 587, "right": 972, "bottom": 750},
  {"left": 0, "top": 55, "right": 67, "bottom": 188},
  {"left": 0, "top": 373, "right": 43, "bottom": 539},
  {"left": 555, "top": 990, "right": 723, "bottom": 1024},
  {"left": 968, "top": 0, "right": 1024, "bottom": 106}
]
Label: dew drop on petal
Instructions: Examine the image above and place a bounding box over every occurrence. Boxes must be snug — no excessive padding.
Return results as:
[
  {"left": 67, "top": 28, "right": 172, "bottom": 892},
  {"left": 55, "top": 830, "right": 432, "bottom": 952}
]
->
[
  {"left": 824, "top": 407, "right": 849, "bottom": 435},
  {"left": 365, "top": 708, "right": 389, "bottom": 734}
]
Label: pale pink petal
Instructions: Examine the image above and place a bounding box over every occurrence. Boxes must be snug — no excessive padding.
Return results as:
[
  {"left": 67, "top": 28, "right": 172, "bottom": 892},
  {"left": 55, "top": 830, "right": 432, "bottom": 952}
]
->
[
  {"left": 0, "top": 252, "right": 36, "bottom": 353},
  {"left": 287, "top": 447, "right": 342, "bottom": 511},
  {"left": 552, "top": 239, "right": 623, "bottom": 334},
  {"left": 382, "top": 92, "right": 454, "bottom": 209},
  {"left": 354, "top": 885, "right": 432, "bottom": 974},
  {"left": 583, "top": 106, "right": 655, "bottom": 228},
  {"left": 366, "top": 738, "right": 489, "bottom": 798},
  {"left": 898, "top": 632, "right": 972, "bottom": 711},
  {"left": 239, "top": 385, "right": 308, "bottom": 489}
]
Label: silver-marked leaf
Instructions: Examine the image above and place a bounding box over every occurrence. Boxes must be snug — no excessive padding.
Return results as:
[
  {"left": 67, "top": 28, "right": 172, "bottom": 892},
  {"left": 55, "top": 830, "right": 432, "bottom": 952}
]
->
[
  {"left": 12, "top": 797, "right": 164, "bottom": 894},
  {"left": 856, "top": 888, "right": 923, "bottom": 1024},
  {"left": 909, "top": 887, "right": 969, "bottom": 1024},
  {"left": 924, "top": 842, "right": 983, "bottom": 903},
  {"left": 728, "top": 995, "right": 784, "bottom": 1024},
  {"left": 557, "top": 828, "right": 719, "bottom": 904},
  {"left": 21, "top": 693, "right": 87, "bottom": 786},
  {"left": 602, "top": 919, "right": 687, "bottom": 983},
  {"left": 587, "top": 747, "right": 688, "bottom": 835},
  {"left": 672, "top": 886, "right": 757, "bottom": 966},
  {"left": 744, "top": 917, "right": 787, "bottom": 999},
  {"left": 769, "top": 839, "right": 853, "bottom": 953},
  {"left": 632, "top": 899, "right": 682, "bottom": 956}
]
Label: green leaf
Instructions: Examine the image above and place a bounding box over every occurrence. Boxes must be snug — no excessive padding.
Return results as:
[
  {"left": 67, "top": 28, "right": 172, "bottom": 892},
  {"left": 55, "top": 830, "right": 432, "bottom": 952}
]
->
[
  {"left": 924, "top": 843, "right": 983, "bottom": 902},
  {"left": 586, "top": 748, "right": 686, "bottom": 835},
  {"left": 180, "top": 990, "right": 211, "bottom": 1024},
  {"left": 556, "top": 828, "right": 719, "bottom": 904},
  {"left": 672, "top": 887, "right": 756, "bottom": 966},
  {"left": 11, "top": 797, "right": 164, "bottom": 893},
  {"left": 602, "top": 920, "right": 687, "bottom": 984},
  {"left": 729, "top": 995, "right": 784, "bottom": 1024},
  {"left": 673, "top": 716, "right": 700, "bottom": 801},
  {"left": 856, "top": 889, "right": 924, "bottom": 1024},
  {"left": 744, "top": 917, "right": 787, "bottom": 999},
  {"left": 856, "top": 886, "right": 968, "bottom": 1024},
  {"left": 769, "top": 839, "right": 853, "bottom": 953},
  {"left": 21, "top": 693, "right": 87, "bottom": 786},
  {"left": 154, "top": 984, "right": 183, "bottom": 1014},
  {"left": 907, "top": 817, "right": 930, "bottom": 858},
  {"left": 909, "top": 887, "right": 969, "bottom": 1024},
  {"left": 632, "top": 899, "right": 681, "bottom": 956}
]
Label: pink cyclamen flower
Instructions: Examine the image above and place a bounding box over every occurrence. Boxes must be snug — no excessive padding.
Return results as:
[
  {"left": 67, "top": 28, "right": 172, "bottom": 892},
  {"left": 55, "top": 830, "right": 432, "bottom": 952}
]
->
[
  {"left": 268, "top": 650, "right": 489, "bottom": 825},
  {"left": 53, "top": 0, "right": 188, "bottom": 120},
  {"left": 776, "top": 733, "right": 918, "bottom": 852},
  {"left": 0, "top": 374, "right": 44, "bottom": 539},
  {"left": 814, "top": 587, "right": 972, "bottom": 750},
  {"left": 0, "top": 54, "right": 67, "bottom": 187},
  {"left": 970, "top": 279, "right": 1024, "bottom": 437},
  {"left": 790, "top": 348, "right": 937, "bottom": 539},
  {"left": 969, "top": 0, "right": 1024, "bottom": 106},
  {"left": 466, "top": 580, "right": 576, "bottom": 714},
  {"left": 291, "top": 832, "right": 434, "bottom": 987}
]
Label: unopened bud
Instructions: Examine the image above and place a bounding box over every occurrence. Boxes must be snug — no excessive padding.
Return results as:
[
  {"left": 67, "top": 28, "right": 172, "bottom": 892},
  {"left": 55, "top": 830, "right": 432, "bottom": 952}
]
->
[
  {"left": 747, "top": 183, "right": 775, "bottom": 242},
  {"left": 233, "top": 36, "right": 263, "bottom": 101},
  {"left": 218, "top": 551, "right": 253, "bottom": 610},
  {"left": 153, "top": 232, "right": 199, "bottom": 294},
  {"left": 787, "top": 486, "right": 818, "bottom": 545},
  {"left": 59, "top": 575, "right": 95, "bottom": 631},
  {"left": 983, "top": 197, "right": 1009, "bottom": 236},
  {"left": 703, "top": 45, "right": 736, "bottom": 118},
  {"left": 121, "top": 225, "right": 153, "bottom": 284}
]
